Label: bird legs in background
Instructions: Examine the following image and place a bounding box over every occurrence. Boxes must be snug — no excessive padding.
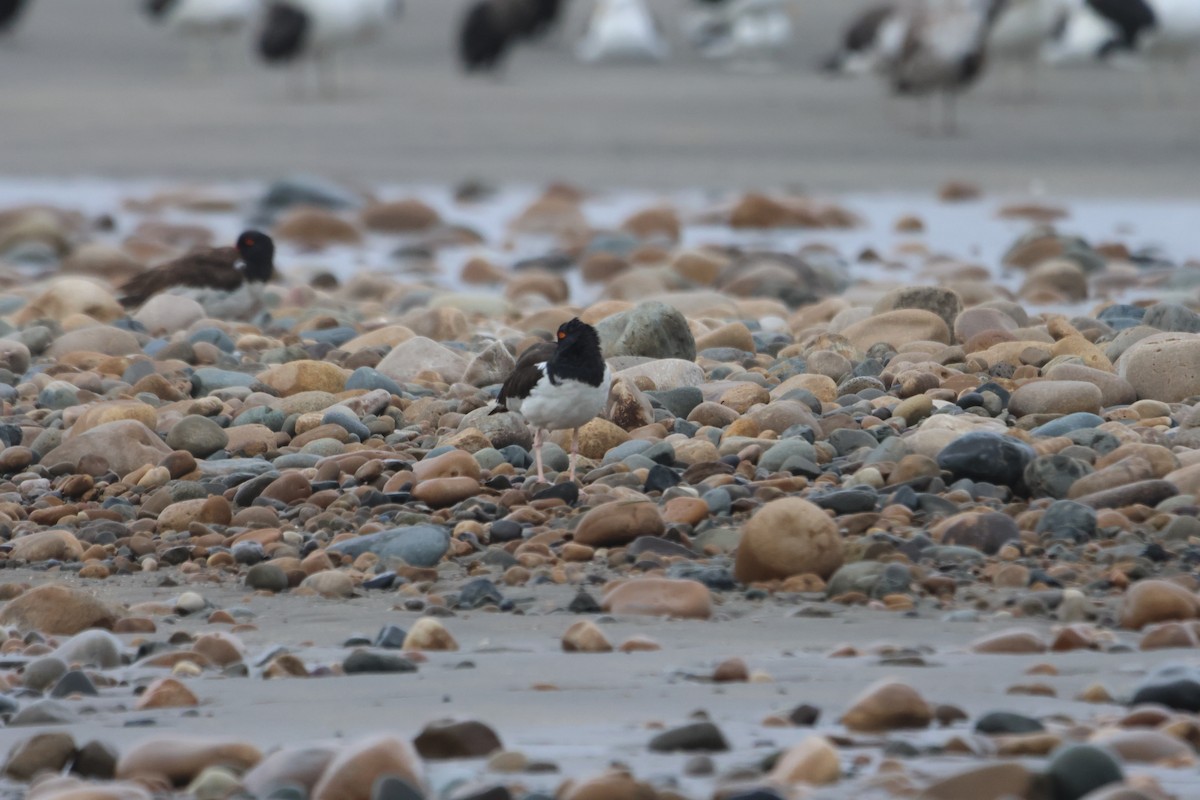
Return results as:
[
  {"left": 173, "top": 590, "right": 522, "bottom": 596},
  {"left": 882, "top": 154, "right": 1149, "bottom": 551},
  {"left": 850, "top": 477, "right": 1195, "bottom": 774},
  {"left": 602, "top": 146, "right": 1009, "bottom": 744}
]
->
[
  {"left": 532, "top": 428, "right": 545, "bottom": 483},
  {"left": 569, "top": 427, "right": 580, "bottom": 482},
  {"left": 529, "top": 427, "right": 581, "bottom": 484}
]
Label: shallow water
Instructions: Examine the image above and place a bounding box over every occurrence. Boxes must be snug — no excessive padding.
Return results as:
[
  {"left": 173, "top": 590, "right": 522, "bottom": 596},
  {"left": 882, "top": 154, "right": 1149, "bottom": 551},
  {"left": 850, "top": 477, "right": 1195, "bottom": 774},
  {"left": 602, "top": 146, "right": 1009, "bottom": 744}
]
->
[{"left": 1, "top": 178, "right": 1197, "bottom": 316}]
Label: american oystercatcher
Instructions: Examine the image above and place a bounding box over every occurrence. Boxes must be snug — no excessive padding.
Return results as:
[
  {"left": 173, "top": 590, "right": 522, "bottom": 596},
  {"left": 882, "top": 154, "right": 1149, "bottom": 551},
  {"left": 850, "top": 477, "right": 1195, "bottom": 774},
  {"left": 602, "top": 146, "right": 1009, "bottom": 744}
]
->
[
  {"left": 491, "top": 318, "right": 612, "bottom": 483},
  {"left": 118, "top": 230, "right": 276, "bottom": 308}
]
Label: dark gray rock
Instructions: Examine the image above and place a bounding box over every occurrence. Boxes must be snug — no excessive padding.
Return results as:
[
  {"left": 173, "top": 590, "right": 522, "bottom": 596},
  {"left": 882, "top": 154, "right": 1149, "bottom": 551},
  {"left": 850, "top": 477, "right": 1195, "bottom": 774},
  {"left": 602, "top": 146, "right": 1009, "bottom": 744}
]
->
[
  {"left": 342, "top": 650, "right": 417, "bottom": 675},
  {"left": 937, "top": 432, "right": 1035, "bottom": 491},
  {"left": 1024, "top": 454, "right": 1094, "bottom": 499},
  {"left": 647, "top": 721, "right": 729, "bottom": 753},
  {"left": 1044, "top": 744, "right": 1123, "bottom": 800},
  {"left": 595, "top": 301, "right": 696, "bottom": 361},
  {"left": 327, "top": 525, "right": 450, "bottom": 567},
  {"left": 245, "top": 563, "right": 289, "bottom": 593},
  {"left": 974, "top": 711, "right": 1044, "bottom": 734}
]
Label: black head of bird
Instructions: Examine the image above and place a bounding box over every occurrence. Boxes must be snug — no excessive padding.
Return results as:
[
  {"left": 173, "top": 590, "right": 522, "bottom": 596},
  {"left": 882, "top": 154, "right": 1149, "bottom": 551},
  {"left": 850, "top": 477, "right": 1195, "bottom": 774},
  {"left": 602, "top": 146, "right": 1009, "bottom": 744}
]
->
[
  {"left": 235, "top": 230, "right": 276, "bottom": 283},
  {"left": 550, "top": 318, "right": 605, "bottom": 386}
]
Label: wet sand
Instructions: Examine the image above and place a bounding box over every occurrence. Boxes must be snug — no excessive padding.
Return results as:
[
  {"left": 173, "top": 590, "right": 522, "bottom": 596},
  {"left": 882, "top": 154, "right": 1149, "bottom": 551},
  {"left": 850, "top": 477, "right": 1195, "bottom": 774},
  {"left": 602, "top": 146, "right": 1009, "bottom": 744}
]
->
[{"left": 0, "top": 0, "right": 1198, "bottom": 195}]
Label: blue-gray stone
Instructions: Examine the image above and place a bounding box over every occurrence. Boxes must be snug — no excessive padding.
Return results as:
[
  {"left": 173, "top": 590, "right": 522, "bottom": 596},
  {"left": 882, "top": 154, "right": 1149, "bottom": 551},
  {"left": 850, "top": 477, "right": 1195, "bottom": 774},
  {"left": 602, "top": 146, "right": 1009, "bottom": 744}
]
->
[
  {"left": 1143, "top": 302, "right": 1200, "bottom": 333},
  {"left": 828, "top": 428, "right": 878, "bottom": 456},
  {"left": 323, "top": 406, "right": 371, "bottom": 440},
  {"left": 192, "top": 367, "right": 258, "bottom": 395},
  {"left": 1031, "top": 413, "right": 1105, "bottom": 438},
  {"left": 647, "top": 387, "right": 703, "bottom": 418},
  {"left": 38, "top": 384, "right": 78, "bottom": 410},
  {"left": 327, "top": 525, "right": 450, "bottom": 567},
  {"left": 1045, "top": 744, "right": 1123, "bottom": 800},
  {"left": 233, "top": 406, "right": 286, "bottom": 431},
  {"left": 473, "top": 448, "right": 506, "bottom": 471},
  {"left": 703, "top": 488, "right": 732, "bottom": 516},
  {"left": 345, "top": 367, "right": 403, "bottom": 395},
  {"left": 602, "top": 439, "right": 652, "bottom": 465},
  {"left": 760, "top": 439, "right": 817, "bottom": 472},
  {"left": 642, "top": 441, "right": 676, "bottom": 466},
  {"left": 259, "top": 174, "right": 362, "bottom": 213},
  {"left": 975, "top": 711, "right": 1044, "bottom": 734},
  {"left": 811, "top": 487, "right": 877, "bottom": 514},
  {"left": 456, "top": 578, "right": 503, "bottom": 609},
  {"left": 189, "top": 327, "right": 235, "bottom": 353},
  {"left": 273, "top": 454, "right": 322, "bottom": 469},
  {"left": 302, "top": 326, "right": 357, "bottom": 347}
]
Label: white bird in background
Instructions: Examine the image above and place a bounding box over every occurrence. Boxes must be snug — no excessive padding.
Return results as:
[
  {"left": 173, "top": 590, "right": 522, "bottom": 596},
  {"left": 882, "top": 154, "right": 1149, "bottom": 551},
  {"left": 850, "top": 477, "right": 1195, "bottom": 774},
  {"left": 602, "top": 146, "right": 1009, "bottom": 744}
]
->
[
  {"left": 257, "top": 0, "right": 403, "bottom": 97},
  {"left": 141, "top": 0, "right": 256, "bottom": 72},
  {"left": 576, "top": 0, "right": 669, "bottom": 63},
  {"left": 685, "top": 0, "right": 794, "bottom": 66},
  {"left": 985, "top": 0, "right": 1069, "bottom": 96},
  {"left": 876, "top": 0, "right": 1009, "bottom": 134}
]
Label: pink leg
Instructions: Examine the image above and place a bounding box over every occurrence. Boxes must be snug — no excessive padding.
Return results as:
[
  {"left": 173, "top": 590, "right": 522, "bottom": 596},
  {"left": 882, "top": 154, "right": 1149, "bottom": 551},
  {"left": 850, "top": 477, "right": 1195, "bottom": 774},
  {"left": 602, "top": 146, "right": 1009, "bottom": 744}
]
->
[
  {"left": 534, "top": 428, "right": 545, "bottom": 483},
  {"left": 569, "top": 427, "right": 579, "bottom": 482}
]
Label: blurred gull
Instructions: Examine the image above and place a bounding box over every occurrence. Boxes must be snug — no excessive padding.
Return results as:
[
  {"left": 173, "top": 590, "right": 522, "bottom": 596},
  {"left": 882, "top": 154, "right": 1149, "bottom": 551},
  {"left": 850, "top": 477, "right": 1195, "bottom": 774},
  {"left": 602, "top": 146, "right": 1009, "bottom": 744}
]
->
[
  {"left": 877, "top": 0, "right": 1008, "bottom": 134},
  {"left": 142, "top": 0, "right": 256, "bottom": 72},
  {"left": 576, "top": 0, "right": 669, "bottom": 63},
  {"left": 458, "top": 0, "right": 567, "bottom": 73},
  {"left": 685, "top": 0, "right": 794, "bottom": 66}
]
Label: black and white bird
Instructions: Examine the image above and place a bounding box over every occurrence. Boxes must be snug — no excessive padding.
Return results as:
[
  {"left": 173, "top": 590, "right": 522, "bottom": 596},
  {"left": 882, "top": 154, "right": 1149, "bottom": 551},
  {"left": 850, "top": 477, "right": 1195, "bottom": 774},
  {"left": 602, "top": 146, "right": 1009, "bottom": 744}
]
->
[
  {"left": 257, "top": 0, "right": 402, "bottom": 96},
  {"left": 876, "top": 0, "right": 1009, "bottom": 133},
  {"left": 491, "top": 318, "right": 612, "bottom": 483},
  {"left": 458, "top": 0, "right": 566, "bottom": 73},
  {"left": 118, "top": 230, "right": 276, "bottom": 308},
  {"left": 0, "top": 0, "right": 31, "bottom": 37},
  {"left": 1046, "top": 0, "right": 1200, "bottom": 69}
]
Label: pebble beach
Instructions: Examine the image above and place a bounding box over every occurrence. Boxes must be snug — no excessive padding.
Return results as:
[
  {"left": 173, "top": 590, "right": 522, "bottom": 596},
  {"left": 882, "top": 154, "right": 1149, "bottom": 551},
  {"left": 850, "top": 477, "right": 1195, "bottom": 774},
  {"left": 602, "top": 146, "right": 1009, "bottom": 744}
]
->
[{"left": 0, "top": 175, "right": 1195, "bottom": 800}]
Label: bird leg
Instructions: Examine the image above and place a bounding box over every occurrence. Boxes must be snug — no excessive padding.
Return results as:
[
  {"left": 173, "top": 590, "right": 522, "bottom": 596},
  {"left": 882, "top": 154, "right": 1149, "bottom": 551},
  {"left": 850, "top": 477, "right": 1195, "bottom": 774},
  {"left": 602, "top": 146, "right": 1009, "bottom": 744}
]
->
[
  {"left": 569, "top": 427, "right": 580, "bottom": 482},
  {"left": 533, "top": 428, "right": 545, "bottom": 484}
]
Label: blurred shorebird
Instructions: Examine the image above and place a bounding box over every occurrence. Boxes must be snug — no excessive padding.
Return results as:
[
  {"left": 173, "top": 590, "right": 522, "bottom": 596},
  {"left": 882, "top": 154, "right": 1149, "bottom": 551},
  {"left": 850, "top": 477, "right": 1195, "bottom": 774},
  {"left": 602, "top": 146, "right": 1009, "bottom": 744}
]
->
[
  {"left": 0, "top": 0, "right": 32, "bottom": 38},
  {"left": 257, "top": 0, "right": 403, "bottom": 97},
  {"left": 118, "top": 230, "right": 276, "bottom": 309},
  {"left": 684, "top": 0, "right": 794, "bottom": 66},
  {"left": 825, "top": 0, "right": 1064, "bottom": 98},
  {"left": 576, "top": 0, "right": 669, "bottom": 63},
  {"left": 142, "top": 0, "right": 256, "bottom": 74},
  {"left": 878, "top": 0, "right": 1009, "bottom": 134},
  {"left": 458, "top": 0, "right": 567, "bottom": 74}
]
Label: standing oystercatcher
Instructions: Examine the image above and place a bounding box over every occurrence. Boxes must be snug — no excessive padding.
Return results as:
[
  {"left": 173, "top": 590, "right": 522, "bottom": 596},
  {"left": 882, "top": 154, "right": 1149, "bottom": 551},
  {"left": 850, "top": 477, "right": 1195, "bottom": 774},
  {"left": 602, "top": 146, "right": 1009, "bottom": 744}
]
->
[
  {"left": 118, "top": 230, "right": 276, "bottom": 308},
  {"left": 491, "top": 318, "right": 612, "bottom": 483}
]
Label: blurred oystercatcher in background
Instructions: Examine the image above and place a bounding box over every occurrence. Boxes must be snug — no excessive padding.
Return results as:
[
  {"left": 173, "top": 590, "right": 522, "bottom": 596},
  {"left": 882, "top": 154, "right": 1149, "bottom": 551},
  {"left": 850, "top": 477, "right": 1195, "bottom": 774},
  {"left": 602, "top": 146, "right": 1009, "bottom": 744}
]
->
[{"left": 118, "top": 230, "right": 276, "bottom": 308}]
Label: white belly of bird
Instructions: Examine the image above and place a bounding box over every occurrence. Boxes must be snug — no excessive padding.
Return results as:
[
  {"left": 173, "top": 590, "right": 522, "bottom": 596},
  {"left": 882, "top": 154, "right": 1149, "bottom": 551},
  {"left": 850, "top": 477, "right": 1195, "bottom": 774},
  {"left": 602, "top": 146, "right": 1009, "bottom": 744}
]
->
[{"left": 513, "top": 371, "right": 612, "bottom": 432}]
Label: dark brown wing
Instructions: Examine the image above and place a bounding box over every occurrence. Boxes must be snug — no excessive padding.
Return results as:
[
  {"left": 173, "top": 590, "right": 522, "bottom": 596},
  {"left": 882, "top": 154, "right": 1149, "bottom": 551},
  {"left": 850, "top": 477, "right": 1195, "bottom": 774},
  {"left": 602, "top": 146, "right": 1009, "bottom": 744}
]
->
[
  {"left": 491, "top": 341, "right": 556, "bottom": 413},
  {"left": 118, "top": 247, "right": 243, "bottom": 308}
]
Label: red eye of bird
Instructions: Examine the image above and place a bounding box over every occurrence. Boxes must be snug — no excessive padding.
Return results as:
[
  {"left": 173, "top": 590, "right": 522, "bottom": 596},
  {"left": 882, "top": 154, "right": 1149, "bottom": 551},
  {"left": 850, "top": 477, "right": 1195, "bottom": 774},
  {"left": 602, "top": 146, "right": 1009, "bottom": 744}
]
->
[
  {"left": 557, "top": 331, "right": 566, "bottom": 340},
  {"left": 244, "top": 238, "right": 255, "bottom": 247}
]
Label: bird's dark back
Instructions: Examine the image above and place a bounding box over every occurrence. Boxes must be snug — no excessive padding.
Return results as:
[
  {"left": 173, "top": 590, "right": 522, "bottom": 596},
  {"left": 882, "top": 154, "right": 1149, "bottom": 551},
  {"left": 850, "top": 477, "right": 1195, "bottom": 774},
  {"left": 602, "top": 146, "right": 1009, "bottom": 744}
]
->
[
  {"left": 259, "top": 2, "right": 309, "bottom": 63},
  {"left": 460, "top": 1, "right": 508, "bottom": 70},
  {"left": 0, "top": 0, "right": 30, "bottom": 32},
  {"left": 1086, "top": 0, "right": 1157, "bottom": 52}
]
